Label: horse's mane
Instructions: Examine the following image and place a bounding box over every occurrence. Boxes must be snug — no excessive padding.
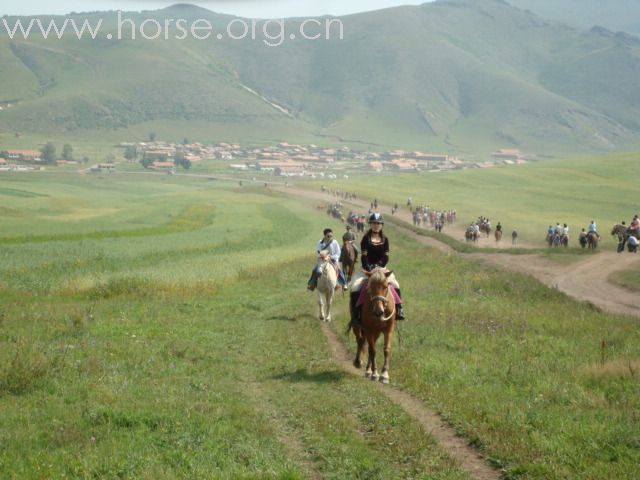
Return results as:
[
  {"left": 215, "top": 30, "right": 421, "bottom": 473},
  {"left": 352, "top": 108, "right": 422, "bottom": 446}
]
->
[{"left": 367, "top": 268, "right": 388, "bottom": 290}]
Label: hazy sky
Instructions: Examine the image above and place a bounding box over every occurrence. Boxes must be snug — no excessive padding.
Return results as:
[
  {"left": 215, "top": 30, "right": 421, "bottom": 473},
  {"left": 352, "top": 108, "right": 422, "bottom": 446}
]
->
[{"left": 5, "top": 1, "right": 431, "bottom": 17}]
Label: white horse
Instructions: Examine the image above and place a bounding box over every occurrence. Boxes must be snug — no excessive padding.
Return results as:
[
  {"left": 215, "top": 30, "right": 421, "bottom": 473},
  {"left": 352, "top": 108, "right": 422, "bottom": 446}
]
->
[{"left": 316, "top": 250, "right": 337, "bottom": 322}]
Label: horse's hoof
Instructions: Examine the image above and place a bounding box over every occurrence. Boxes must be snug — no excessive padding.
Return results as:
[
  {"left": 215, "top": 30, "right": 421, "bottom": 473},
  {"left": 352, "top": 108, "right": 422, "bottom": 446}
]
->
[
  {"left": 365, "top": 371, "right": 372, "bottom": 378},
  {"left": 353, "top": 360, "right": 362, "bottom": 369},
  {"left": 379, "top": 374, "right": 389, "bottom": 384},
  {"left": 370, "top": 373, "right": 379, "bottom": 381}
]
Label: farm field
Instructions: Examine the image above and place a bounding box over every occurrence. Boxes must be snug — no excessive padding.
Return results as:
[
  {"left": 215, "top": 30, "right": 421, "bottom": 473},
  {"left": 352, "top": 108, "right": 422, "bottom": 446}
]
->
[
  {"left": 309, "top": 152, "right": 640, "bottom": 248},
  {"left": 1, "top": 171, "right": 639, "bottom": 479}
]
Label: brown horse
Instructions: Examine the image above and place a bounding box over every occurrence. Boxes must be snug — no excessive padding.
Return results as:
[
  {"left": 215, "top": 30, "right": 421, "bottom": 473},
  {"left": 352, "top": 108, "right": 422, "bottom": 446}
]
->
[
  {"left": 340, "top": 241, "right": 358, "bottom": 283},
  {"left": 465, "top": 228, "right": 479, "bottom": 243},
  {"left": 495, "top": 229, "right": 502, "bottom": 243},
  {"left": 586, "top": 231, "right": 598, "bottom": 249},
  {"left": 350, "top": 268, "right": 397, "bottom": 384}
]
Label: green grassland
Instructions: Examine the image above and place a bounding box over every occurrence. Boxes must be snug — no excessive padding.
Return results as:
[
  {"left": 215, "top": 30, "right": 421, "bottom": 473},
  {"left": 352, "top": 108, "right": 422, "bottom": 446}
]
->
[
  {"left": 310, "top": 151, "right": 640, "bottom": 247},
  {"left": 1, "top": 171, "right": 639, "bottom": 479}
]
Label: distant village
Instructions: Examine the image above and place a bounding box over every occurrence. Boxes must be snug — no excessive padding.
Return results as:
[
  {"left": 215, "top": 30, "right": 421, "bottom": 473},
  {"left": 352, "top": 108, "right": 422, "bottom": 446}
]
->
[
  {"left": 115, "top": 141, "right": 530, "bottom": 176},
  {"left": 0, "top": 141, "right": 530, "bottom": 176}
]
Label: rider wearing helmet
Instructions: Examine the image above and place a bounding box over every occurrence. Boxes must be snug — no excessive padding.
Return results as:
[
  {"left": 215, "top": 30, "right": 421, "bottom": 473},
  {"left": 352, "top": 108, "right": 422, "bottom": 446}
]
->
[{"left": 349, "top": 212, "right": 405, "bottom": 324}]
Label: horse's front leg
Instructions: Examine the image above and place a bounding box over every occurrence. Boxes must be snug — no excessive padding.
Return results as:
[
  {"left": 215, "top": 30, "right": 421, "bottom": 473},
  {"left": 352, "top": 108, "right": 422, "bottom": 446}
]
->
[
  {"left": 317, "top": 292, "right": 325, "bottom": 322},
  {"left": 379, "top": 329, "right": 393, "bottom": 384},
  {"left": 367, "top": 334, "right": 379, "bottom": 381},
  {"left": 325, "top": 293, "right": 333, "bottom": 323}
]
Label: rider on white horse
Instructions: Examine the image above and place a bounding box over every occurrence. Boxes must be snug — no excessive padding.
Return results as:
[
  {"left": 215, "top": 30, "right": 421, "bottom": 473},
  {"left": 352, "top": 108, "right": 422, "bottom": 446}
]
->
[{"left": 307, "top": 228, "right": 347, "bottom": 291}]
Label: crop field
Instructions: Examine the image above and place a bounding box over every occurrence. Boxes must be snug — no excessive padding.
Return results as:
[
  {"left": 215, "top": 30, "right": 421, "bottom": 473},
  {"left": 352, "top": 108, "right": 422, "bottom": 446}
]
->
[{"left": 1, "top": 171, "right": 639, "bottom": 479}]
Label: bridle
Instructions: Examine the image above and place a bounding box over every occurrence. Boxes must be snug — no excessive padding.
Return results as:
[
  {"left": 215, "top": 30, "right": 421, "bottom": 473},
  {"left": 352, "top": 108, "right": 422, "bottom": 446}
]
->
[{"left": 369, "top": 286, "right": 396, "bottom": 322}]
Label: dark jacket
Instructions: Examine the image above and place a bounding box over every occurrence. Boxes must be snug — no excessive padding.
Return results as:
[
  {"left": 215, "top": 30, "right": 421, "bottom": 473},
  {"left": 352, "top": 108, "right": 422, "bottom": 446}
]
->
[{"left": 360, "top": 232, "right": 389, "bottom": 270}]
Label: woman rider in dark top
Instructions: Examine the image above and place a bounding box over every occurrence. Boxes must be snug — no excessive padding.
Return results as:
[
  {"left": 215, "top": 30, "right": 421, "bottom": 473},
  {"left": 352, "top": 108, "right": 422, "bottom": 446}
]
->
[{"left": 349, "top": 212, "right": 405, "bottom": 323}]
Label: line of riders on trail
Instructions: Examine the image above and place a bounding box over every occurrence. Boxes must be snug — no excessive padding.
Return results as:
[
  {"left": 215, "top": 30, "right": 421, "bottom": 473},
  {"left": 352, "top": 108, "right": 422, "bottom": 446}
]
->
[{"left": 465, "top": 217, "right": 517, "bottom": 243}]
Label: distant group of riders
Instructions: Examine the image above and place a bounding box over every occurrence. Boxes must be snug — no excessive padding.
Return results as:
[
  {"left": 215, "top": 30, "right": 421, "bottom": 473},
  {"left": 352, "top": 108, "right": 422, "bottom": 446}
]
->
[
  {"left": 321, "top": 185, "right": 357, "bottom": 201},
  {"left": 545, "top": 216, "right": 639, "bottom": 253},
  {"left": 546, "top": 222, "right": 571, "bottom": 248},
  {"left": 411, "top": 205, "right": 457, "bottom": 231}
]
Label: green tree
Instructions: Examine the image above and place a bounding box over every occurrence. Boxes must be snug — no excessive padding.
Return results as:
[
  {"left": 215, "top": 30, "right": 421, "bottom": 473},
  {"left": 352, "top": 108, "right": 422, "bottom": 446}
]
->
[
  {"left": 40, "top": 142, "right": 56, "bottom": 163},
  {"left": 174, "top": 152, "right": 191, "bottom": 170},
  {"left": 140, "top": 154, "right": 154, "bottom": 169},
  {"left": 62, "top": 144, "right": 73, "bottom": 161},
  {"left": 124, "top": 145, "right": 137, "bottom": 161}
]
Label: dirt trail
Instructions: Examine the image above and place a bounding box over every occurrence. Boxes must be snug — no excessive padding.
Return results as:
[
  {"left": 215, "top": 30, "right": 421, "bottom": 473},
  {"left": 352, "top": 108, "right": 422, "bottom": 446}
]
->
[
  {"left": 278, "top": 186, "right": 640, "bottom": 318},
  {"left": 320, "top": 322, "right": 501, "bottom": 480},
  {"left": 469, "top": 251, "right": 640, "bottom": 316}
]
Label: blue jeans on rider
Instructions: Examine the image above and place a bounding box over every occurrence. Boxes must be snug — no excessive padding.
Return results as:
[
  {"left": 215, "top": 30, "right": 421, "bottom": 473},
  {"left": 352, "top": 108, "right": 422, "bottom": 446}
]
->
[{"left": 307, "top": 262, "right": 346, "bottom": 289}]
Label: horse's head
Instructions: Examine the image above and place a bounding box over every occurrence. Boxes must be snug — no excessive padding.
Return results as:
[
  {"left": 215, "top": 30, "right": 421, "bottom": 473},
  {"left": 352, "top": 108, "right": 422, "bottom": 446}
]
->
[
  {"left": 365, "top": 267, "right": 394, "bottom": 320},
  {"left": 316, "top": 250, "right": 337, "bottom": 294}
]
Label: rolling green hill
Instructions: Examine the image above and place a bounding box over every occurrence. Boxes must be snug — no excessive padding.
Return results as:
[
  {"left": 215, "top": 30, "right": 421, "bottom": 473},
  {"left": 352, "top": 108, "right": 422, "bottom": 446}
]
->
[{"left": 1, "top": 0, "right": 640, "bottom": 155}]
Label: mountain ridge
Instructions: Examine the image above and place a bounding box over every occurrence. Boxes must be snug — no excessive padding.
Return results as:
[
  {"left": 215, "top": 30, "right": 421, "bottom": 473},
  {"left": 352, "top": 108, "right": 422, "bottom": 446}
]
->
[{"left": 1, "top": 0, "right": 639, "bottom": 155}]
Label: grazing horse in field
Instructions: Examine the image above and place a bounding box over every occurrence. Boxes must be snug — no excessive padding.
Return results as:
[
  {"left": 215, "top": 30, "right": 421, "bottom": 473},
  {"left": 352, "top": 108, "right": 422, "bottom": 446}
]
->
[
  {"left": 349, "top": 268, "right": 397, "bottom": 384},
  {"left": 340, "top": 241, "right": 358, "bottom": 284},
  {"left": 586, "top": 231, "right": 599, "bottom": 250},
  {"left": 316, "top": 251, "right": 337, "bottom": 322}
]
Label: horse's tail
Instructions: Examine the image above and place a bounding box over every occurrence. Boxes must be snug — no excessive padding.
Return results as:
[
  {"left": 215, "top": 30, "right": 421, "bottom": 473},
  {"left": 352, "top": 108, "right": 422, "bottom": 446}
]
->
[{"left": 345, "top": 320, "right": 353, "bottom": 335}]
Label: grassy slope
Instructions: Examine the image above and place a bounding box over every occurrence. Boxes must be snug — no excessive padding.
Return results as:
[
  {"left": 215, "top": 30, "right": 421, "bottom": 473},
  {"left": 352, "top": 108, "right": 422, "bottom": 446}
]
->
[{"left": 1, "top": 172, "right": 639, "bottom": 479}]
